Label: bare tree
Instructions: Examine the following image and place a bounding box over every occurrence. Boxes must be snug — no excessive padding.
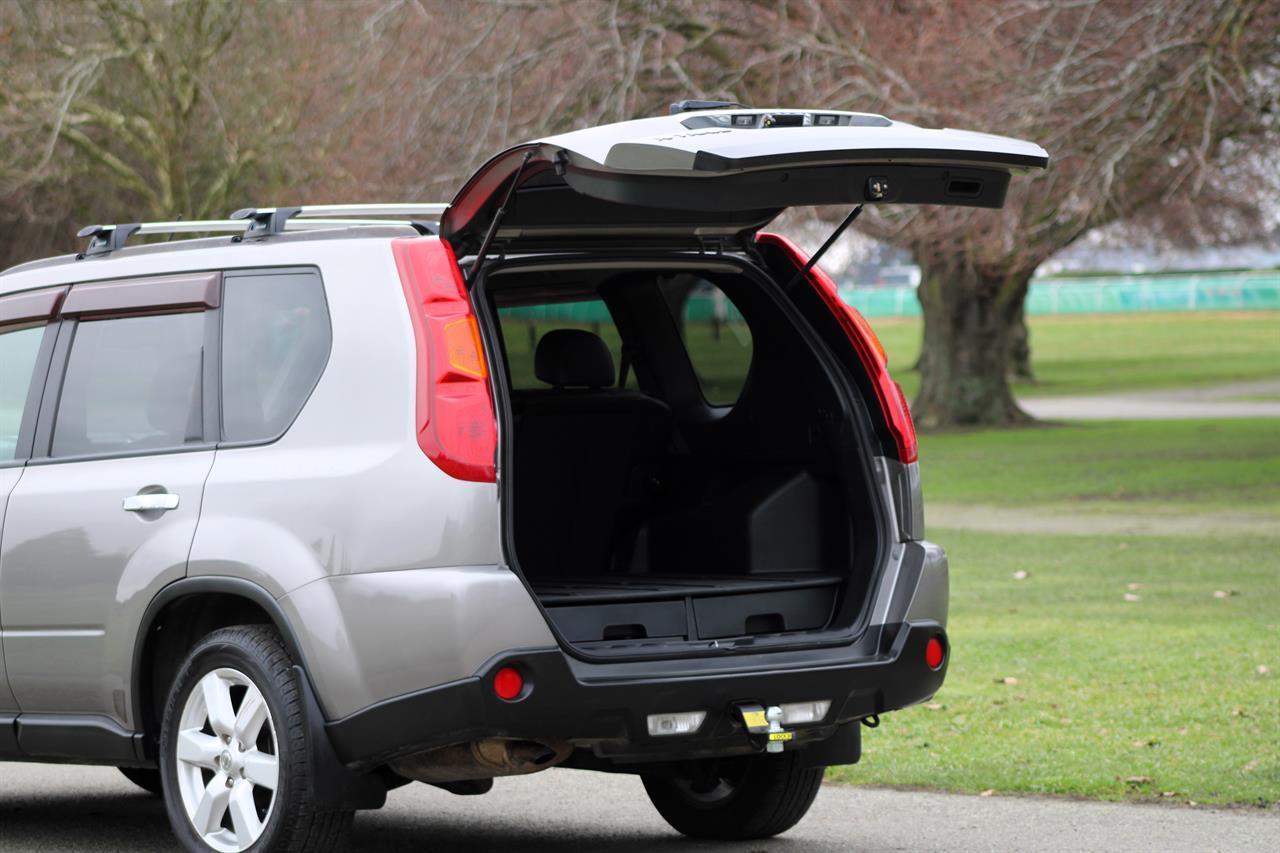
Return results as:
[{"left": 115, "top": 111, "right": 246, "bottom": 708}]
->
[
  {"left": 0, "top": 0, "right": 330, "bottom": 265},
  {"left": 749, "top": 0, "right": 1280, "bottom": 426}
]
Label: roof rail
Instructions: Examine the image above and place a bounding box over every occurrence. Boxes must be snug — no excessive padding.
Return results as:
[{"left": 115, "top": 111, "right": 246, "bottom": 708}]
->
[
  {"left": 294, "top": 203, "right": 450, "bottom": 218},
  {"left": 231, "top": 204, "right": 450, "bottom": 239},
  {"left": 76, "top": 214, "right": 438, "bottom": 259}
]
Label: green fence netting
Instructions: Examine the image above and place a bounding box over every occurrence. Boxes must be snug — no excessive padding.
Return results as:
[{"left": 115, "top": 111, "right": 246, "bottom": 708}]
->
[
  {"left": 500, "top": 271, "right": 1280, "bottom": 322},
  {"left": 843, "top": 270, "right": 1280, "bottom": 318}
]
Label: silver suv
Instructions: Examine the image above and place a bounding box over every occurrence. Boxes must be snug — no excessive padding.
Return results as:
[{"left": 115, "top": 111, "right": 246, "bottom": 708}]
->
[{"left": 0, "top": 105, "right": 1046, "bottom": 851}]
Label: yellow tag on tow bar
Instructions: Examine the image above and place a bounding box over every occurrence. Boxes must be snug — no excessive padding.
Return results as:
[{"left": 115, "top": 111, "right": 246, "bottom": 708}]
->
[
  {"left": 768, "top": 731, "right": 794, "bottom": 743},
  {"left": 741, "top": 709, "right": 769, "bottom": 732}
]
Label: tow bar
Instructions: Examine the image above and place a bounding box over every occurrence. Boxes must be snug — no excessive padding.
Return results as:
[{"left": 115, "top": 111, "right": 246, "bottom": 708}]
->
[{"left": 737, "top": 703, "right": 795, "bottom": 754}]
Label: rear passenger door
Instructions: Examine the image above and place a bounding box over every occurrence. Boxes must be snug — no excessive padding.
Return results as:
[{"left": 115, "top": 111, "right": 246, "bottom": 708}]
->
[{"left": 0, "top": 273, "right": 219, "bottom": 730}]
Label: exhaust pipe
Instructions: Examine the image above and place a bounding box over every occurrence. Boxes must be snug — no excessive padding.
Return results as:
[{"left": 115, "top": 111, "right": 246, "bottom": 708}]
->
[{"left": 389, "top": 738, "right": 572, "bottom": 784}]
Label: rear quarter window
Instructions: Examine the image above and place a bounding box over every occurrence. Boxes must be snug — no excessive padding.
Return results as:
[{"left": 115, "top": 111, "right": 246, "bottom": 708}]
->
[
  {"left": 220, "top": 269, "right": 330, "bottom": 442},
  {"left": 660, "top": 277, "right": 753, "bottom": 406}
]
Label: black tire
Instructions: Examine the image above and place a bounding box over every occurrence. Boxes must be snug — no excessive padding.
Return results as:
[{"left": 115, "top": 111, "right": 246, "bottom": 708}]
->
[
  {"left": 159, "top": 624, "right": 353, "bottom": 852},
  {"left": 119, "top": 766, "right": 164, "bottom": 795},
  {"left": 642, "top": 753, "right": 825, "bottom": 840}
]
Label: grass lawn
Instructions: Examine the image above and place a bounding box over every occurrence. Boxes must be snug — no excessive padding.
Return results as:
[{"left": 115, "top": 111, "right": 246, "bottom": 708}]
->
[
  {"left": 829, "top": 419, "right": 1280, "bottom": 806},
  {"left": 870, "top": 310, "right": 1280, "bottom": 400},
  {"left": 919, "top": 419, "right": 1280, "bottom": 513},
  {"left": 832, "top": 529, "right": 1279, "bottom": 805}
]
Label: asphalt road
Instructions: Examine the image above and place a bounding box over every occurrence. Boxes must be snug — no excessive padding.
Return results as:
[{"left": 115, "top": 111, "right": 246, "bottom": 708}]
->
[{"left": 1, "top": 762, "right": 1276, "bottom": 852}]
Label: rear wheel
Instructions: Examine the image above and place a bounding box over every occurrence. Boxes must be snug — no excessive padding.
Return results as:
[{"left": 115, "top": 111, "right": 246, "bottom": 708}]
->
[
  {"left": 642, "top": 753, "right": 824, "bottom": 840},
  {"left": 119, "top": 766, "right": 164, "bottom": 795},
  {"left": 159, "top": 625, "right": 352, "bottom": 852}
]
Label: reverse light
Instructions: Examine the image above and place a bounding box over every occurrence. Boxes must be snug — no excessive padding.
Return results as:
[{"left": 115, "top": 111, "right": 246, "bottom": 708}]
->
[
  {"left": 756, "top": 232, "right": 918, "bottom": 464},
  {"left": 778, "top": 700, "right": 832, "bottom": 726},
  {"left": 493, "top": 666, "right": 525, "bottom": 701},
  {"left": 925, "top": 636, "right": 946, "bottom": 670},
  {"left": 392, "top": 237, "right": 497, "bottom": 482},
  {"left": 647, "top": 711, "right": 707, "bottom": 737}
]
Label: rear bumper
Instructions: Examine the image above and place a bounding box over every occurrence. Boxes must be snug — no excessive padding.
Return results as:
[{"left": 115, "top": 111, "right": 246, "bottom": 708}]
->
[{"left": 327, "top": 620, "right": 948, "bottom": 769}]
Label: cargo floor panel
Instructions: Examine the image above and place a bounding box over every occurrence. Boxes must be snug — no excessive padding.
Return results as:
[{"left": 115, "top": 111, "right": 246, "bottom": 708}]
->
[{"left": 534, "top": 574, "right": 842, "bottom": 643}]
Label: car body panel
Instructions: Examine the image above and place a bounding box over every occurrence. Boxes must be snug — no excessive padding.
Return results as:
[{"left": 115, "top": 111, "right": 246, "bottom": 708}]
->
[
  {"left": 540, "top": 108, "right": 1048, "bottom": 174},
  {"left": 280, "top": 565, "right": 555, "bottom": 720},
  {"left": 186, "top": 241, "right": 501, "bottom": 601},
  {"left": 0, "top": 450, "right": 214, "bottom": 723}
]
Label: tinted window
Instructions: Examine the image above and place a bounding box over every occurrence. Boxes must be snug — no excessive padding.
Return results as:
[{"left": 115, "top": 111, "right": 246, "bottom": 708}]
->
[
  {"left": 52, "top": 312, "right": 205, "bottom": 457},
  {"left": 221, "top": 271, "right": 330, "bottom": 442},
  {"left": 0, "top": 324, "right": 46, "bottom": 461},
  {"left": 661, "top": 277, "right": 752, "bottom": 405},
  {"left": 498, "top": 298, "right": 625, "bottom": 390}
]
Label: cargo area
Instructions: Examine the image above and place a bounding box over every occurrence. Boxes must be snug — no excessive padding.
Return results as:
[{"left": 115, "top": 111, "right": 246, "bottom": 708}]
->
[{"left": 481, "top": 258, "right": 884, "bottom": 653}]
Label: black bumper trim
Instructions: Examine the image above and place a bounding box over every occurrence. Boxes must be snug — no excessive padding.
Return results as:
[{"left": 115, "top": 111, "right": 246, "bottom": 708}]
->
[{"left": 326, "top": 620, "right": 946, "bottom": 769}]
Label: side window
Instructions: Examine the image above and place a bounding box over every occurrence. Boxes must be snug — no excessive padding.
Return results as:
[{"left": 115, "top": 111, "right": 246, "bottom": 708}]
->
[
  {"left": 0, "top": 324, "right": 47, "bottom": 461},
  {"left": 220, "top": 270, "right": 330, "bottom": 442},
  {"left": 660, "top": 277, "right": 753, "bottom": 406},
  {"left": 497, "top": 298, "right": 625, "bottom": 390},
  {"left": 51, "top": 312, "right": 206, "bottom": 458}
]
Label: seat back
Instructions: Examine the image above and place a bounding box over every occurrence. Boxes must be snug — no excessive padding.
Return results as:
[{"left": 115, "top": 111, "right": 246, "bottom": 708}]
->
[{"left": 513, "top": 330, "right": 671, "bottom": 578}]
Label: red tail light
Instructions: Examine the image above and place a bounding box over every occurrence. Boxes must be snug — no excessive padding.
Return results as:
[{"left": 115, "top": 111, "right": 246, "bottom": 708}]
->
[
  {"left": 925, "top": 636, "right": 946, "bottom": 670},
  {"left": 493, "top": 665, "right": 525, "bottom": 701},
  {"left": 391, "top": 237, "right": 497, "bottom": 482},
  {"left": 757, "top": 232, "right": 919, "bottom": 464}
]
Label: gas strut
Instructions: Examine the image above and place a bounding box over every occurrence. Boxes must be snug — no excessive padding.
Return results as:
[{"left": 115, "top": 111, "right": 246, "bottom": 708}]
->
[
  {"left": 466, "top": 151, "right": 534, "bottom": 288},
  {"left": 783, "top": 204, "right": 864, "bottom": 291}
]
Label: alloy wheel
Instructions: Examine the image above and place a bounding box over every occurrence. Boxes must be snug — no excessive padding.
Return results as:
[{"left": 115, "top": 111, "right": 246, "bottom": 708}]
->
[{"left": 173, "top": 667, "right": 279, "bottom": 852}]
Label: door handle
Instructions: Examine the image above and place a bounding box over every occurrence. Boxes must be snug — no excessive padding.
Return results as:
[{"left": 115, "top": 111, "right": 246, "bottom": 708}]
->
[{"left": 122, "top": 493, "right": 180, "bottom": 512}]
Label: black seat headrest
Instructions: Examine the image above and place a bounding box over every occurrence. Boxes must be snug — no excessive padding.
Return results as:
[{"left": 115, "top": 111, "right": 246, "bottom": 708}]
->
[{"left": 535, "top": 329, "right": 615, "bottom": 388}]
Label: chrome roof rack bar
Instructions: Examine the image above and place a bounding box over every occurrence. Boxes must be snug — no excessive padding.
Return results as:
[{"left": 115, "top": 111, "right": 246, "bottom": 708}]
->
[
  {"left": 231, "top": 204, "right": 448, "bottom": 239},
  {"left": 77, "top": 216, "right": 430, "bottom": 258},
  {"left": 294, "top": 203, "right": 449, "bottom": 218}
]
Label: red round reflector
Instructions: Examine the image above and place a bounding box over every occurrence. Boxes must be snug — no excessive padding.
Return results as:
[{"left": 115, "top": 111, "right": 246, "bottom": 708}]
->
[
  {"left": 925, "top": 637, "right": 946, "bottom": 670},
  {"left": 493, "top": 666, "right": 524, "bottom": 700}
]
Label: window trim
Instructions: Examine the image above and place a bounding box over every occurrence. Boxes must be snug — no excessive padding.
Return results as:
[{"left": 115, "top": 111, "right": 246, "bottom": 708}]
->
[
  {"left": 60, "top": 272, "right": 220, "bottom": 317},
  {"left": 0, "top": 286, "right": 67, "bottom": 325}
]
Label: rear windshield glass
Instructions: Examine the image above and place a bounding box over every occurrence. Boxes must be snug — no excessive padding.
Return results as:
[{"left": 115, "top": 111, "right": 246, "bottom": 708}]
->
[{"left": 497, "top": 298, "right": 625, "bottom": 390}]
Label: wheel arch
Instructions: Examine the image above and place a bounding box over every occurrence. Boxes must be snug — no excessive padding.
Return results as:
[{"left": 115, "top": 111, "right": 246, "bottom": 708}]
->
[{"left": 131, "top": 576, "right": 314, "bottom": 758}]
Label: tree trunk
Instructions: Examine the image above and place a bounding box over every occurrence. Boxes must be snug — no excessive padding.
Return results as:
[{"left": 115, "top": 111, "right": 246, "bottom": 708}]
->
[
  {"left": 912, "top": 258, "right": 1037, "bottom": 428},
  {"left": 1007, "top": 300, "right": 1035, "bottom": 382}
]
